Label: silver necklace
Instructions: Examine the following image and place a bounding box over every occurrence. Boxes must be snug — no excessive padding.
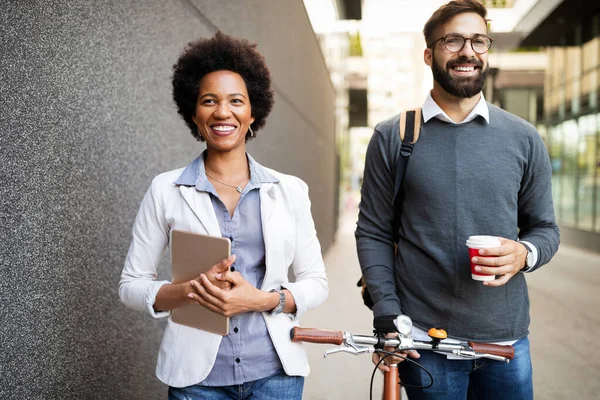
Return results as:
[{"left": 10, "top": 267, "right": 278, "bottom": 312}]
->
[{"left": 205, "top": 169, "right": 250, "bottom": 193}]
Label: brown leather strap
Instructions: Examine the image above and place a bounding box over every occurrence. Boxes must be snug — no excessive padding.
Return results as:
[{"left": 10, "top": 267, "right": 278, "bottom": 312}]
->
[
  {"left": 290, "top": 327, "right": 343, "bottom": 345},
  {"left": 468, "top": 341, "right": 515, "bottom": 360},
  {"left": 399, "top": 110, "right": 407, "bottom": 141}
]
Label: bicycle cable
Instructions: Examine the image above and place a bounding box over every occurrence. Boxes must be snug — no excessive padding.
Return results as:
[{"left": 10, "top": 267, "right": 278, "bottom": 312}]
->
[{"left": 369, "top": 350, "right": 434, "bottom": 400}]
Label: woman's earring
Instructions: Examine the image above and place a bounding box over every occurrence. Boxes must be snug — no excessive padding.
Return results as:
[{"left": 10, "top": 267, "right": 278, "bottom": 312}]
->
[{"left": 248, "top": 126, "right": 255, "bottom": 137}]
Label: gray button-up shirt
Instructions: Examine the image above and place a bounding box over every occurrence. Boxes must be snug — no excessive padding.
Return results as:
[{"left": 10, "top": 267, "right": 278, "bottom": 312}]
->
[{"left": 175, "top": 151, "right": 283, "bottom": 385}]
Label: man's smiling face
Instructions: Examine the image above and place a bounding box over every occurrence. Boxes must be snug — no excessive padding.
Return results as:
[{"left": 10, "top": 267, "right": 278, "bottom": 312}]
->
[{"left": 426, "top": 12, "right": 490, "bottom": 99}]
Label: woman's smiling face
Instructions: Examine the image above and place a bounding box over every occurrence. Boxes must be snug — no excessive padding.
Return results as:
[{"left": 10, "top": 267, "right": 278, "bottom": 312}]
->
[{"left": 192, "top": 70, "right": 255, "bottom": 153}]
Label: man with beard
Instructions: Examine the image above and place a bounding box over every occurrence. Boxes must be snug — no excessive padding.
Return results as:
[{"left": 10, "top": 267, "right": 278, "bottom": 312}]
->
[{"left": 355, "top": 1, "right": 559, "bottom": 399}]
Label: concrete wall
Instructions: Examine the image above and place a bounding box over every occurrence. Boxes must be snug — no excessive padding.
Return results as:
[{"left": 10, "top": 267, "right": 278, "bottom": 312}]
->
[{"left": 0, "top": 1, "right": 336, "bottom": 398}]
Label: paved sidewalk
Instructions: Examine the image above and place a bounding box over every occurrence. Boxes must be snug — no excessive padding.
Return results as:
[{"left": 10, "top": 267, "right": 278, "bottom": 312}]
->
[{"left": 302, "top": 207, "right": 600, "bottom": 400}]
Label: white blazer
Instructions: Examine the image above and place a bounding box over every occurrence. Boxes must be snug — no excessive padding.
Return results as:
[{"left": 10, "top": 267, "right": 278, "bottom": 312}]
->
[{"left": 119, "top": 163, "right": 329, "bottom": 388}]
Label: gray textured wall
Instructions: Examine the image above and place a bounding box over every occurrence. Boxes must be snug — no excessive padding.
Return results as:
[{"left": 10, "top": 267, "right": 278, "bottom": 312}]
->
[{"left": 0, "top": 1, "right": 336, "bottom": 398}]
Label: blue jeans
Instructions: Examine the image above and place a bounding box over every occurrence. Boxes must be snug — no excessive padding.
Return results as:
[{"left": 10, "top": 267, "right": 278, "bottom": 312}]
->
[
  {"left": 398, "top": 337, "right": 533, "bottom": 400},
  {"left": 168, "top": 370, "right": 304, "bottom": 400}
]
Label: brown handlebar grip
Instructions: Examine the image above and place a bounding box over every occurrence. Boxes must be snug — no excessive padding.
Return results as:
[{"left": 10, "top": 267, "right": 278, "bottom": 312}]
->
[
  {"left": 290, "top": 327, "right": 344, "bottom": 345},
  {"left": 468, "top": 341, "right": 515, "bottom": 360}
]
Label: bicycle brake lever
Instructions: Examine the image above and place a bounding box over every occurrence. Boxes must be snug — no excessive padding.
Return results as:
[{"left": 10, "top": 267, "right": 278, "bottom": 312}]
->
[
  {"left": 453, "top": 349, "right": 509, "bottom": 363},
  {"left": 323, "top": 345, "right": 373, "bottom": 358}
]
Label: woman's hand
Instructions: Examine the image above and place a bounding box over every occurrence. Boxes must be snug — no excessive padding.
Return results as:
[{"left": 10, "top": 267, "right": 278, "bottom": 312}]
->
[
  {"left": 188, "top": 270, "right": 276, "bottom": 317},
  {"left": 192, "top": 254, "right": 236, "bottom": 291},
  {"left": 153, "top": 255, "right": 235, "bottom": 312}
]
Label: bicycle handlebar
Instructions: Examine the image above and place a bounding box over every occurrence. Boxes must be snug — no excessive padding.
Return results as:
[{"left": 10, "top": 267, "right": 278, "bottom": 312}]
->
[{"left": 290, "top": 326, "right": 514, "bottom": 362}]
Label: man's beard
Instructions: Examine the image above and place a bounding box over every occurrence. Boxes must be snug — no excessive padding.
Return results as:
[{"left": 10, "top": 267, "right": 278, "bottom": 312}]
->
[{"left": 431, "top": 53, "right": 489, "bottom": 98}]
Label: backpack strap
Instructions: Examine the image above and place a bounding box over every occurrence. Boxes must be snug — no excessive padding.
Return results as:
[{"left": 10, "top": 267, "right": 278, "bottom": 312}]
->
[
  {"left": 399, "top": 107, "right": 422, "bottom": 155},
  {"left": 392, "top": 107, "right": 421, "bottom": 242}
]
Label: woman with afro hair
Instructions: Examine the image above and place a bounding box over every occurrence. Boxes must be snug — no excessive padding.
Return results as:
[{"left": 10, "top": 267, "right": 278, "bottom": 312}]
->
[{"left": 119, "top": 32, "right": 328, "bottom": 399}]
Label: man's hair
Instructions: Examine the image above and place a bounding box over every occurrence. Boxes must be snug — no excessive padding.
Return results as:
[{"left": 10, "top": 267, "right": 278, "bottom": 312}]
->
[
  {"left": 172, "top": 31, "right": 274, "bottom": 142},
  {"left": 423, "top": 0, "right": 488, "bottom": 47}
]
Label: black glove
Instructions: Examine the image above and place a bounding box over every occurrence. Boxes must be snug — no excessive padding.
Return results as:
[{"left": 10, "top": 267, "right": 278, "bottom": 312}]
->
[{"left": 373, "top": 315, "right": 398, "bottom": 334}]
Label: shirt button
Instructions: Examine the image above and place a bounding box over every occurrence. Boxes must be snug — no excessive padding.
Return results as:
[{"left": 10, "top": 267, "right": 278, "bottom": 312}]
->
[
  {"left": 234, "top": 327, "right": 239, "bottom": 333},
  {"left": 235, "top": 358, "right": 241, "bottom": 364},
  {"left": 229, "top": 236, "right": 234, "bottom": 243},
  {"left": 230, "top": 265, "right": 236, "bottom": 272}
]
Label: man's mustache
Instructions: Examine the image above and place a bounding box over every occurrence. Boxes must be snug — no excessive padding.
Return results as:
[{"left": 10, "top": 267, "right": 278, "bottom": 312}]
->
[{"left": 446, "top": 56, "right": 484, "bottom": 69}]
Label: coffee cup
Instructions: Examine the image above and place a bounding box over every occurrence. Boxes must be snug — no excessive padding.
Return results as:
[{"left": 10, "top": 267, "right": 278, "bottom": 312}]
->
[{"left": 466, "top": 235, "right": 501, "bottom": 281}]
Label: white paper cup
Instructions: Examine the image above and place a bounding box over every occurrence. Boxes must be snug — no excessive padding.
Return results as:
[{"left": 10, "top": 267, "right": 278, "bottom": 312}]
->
[{"left": 466, "top": 235, "right": 501, "bottom": 281}]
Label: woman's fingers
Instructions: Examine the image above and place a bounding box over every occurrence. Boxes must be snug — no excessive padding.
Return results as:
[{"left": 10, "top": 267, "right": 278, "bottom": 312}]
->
[
  {"left": 204, "top": 254, "right": 236, "bottom": 279},
  {"left": 212, "top": 254, "right": 236, "bottom": 273},
  {"left": 198, "top": 274, "right": 230, "bottom": 300},
  {"left": 190, "top": 278, "right": 224, "bottom": 307}
]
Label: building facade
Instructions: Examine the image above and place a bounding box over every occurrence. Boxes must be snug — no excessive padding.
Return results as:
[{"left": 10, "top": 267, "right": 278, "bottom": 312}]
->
[{"left": 516, "top": 1, "right": 600, "bottom": 252}]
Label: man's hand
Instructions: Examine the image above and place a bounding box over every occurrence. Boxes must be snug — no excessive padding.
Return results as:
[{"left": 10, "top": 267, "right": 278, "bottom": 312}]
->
[
  {"left": 471, "top": 238, "right": 528, "bottom": 287},
  {"left": 372, "top": 332, "right": 420, "bottom": 372}
]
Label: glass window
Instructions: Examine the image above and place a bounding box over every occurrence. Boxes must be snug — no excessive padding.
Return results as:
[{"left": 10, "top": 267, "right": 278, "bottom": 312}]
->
[
  {"left": 591, "top": 68, "right": 598, "bottom": 109},
  {"left": 565, "top": 81, "right": 574, "bottom": 103},
  {"left": 566, "top": 47, "right": 581, "bottom": 81},
  {"left": 551, "top": 47, "right": 565, "bottom": 90},
  {"left": 583, "top": 38, "right": 599, "bottom": 71},
  {"left": 596, "top": 114, "right": 600, "bottom": 233},
  {"left": 558, "top": 87, "right": 566, "bottom": 119},
  {"left": 549, "top": 124, "right": 563, "bottom": 221},
  {"left": 582, "top": 71, "right": 592, "bottom": 95},
  {"left": 577, "top": 115, "right": 597, "bottom": 231},
  {"left": 559, "top": 120, "right": 579, "bottom": 227},
  {"left": 572, "top": 80, "right": 581, "bottom": 114},
  {"left": 547, "top": 47, "right": 554, "bottom": 85}
]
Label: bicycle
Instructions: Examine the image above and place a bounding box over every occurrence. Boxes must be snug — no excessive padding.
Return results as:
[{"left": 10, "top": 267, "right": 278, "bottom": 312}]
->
[{"left": 290, "top": 315, "right": 515, "bottom": 400}]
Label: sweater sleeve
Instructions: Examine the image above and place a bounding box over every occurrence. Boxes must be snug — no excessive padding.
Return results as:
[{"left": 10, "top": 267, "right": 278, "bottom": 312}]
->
[
  {"left": 517, "top": 131, "right": 560, "bottom": 271},
  {"left": 355, "top": 125, "right": 401, "bottom": 319}
]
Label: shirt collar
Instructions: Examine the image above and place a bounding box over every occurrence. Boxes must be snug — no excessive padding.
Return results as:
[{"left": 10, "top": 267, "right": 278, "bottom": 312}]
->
[
  {"left": 422, "top": 91, "right": 489, "bottom": 125},
  {"left": 173, "top": 150, "right": 279, "bottom": 190}
]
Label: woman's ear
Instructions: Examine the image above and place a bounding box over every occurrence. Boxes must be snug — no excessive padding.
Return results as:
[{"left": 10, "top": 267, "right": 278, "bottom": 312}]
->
[{"left": 192, "top": 116, "right": 203, "bottom": 139}]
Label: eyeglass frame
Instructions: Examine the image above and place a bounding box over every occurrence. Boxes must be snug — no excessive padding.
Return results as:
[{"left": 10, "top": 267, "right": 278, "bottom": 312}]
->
[{"left": 427, "top": 34, "right": 494, "bottom": 54}]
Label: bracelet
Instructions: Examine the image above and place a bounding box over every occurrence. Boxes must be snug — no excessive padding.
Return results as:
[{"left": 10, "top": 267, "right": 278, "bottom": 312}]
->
[{"left": 269, "top": 289, "right": 285, "bottom": 316}]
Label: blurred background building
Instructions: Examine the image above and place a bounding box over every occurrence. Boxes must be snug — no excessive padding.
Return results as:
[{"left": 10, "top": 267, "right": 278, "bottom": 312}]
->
[
  {"left": 305, "top": 0, "right": 600, "bottom": 253},
  {"left": 515, "top": 0, "right": 600, "bottom": 252}
]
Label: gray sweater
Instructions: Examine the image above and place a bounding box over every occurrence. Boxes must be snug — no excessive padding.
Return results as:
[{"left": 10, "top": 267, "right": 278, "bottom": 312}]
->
[{"left": 355, "top": 104, "right": 559, "bottom": 342}]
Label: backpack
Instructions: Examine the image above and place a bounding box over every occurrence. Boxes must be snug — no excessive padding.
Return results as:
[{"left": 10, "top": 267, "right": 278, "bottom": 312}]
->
[{"left": 357, "top": 108, "right": 422, "bottom": 309}]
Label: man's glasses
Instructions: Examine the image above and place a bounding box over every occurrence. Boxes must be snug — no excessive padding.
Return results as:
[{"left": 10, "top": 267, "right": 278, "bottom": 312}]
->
[{"left": 428, "top": 34, "right": 494, "bottom": 54}]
